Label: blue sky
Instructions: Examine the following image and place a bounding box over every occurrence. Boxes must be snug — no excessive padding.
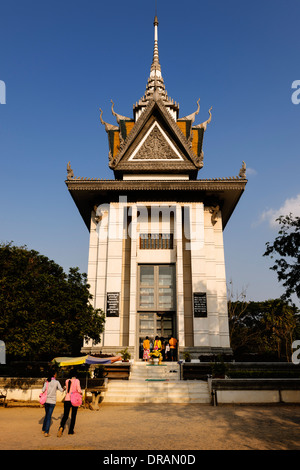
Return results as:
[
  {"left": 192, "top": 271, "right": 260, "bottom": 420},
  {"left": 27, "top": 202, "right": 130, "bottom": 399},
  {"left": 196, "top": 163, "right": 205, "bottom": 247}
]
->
[{"left": 0, "top": 0, "right": 299, "bottom": 305}]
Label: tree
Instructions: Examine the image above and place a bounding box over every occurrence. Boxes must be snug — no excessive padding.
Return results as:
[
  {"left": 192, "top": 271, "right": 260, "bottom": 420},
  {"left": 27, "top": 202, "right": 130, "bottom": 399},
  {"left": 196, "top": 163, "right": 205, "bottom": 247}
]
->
[
  {"left": 264, "top": 214, "right": 300, "bottom": 302},
  {"left": 259, "top": 299, "right": 298, "bottom": 360},
  {"left": 0, "top": 243, "right": 105, "bottom": 361},
  {"left": 227, "top": 281, "right": 254, "bottom": 352},
  {"left": 228, "top": 298, "right": 298, "bottom": 361}
]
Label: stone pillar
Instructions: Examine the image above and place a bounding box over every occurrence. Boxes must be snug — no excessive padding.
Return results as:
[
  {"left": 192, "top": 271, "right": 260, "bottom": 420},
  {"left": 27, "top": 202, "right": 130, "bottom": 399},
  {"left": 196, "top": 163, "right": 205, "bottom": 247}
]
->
[
  {"left": 104, "top": 202, "right": 125, "bottom": 348},
  {"left": 175, "top": 204, "right": 185, "bottom": 347},
  {"left": 128, "top": 204, "right": 137, "bottom": 350},
  {"left": 188, "top": 203, "right": 207, "bottom": 348},
  {"left": 87, "top": 210, "right": 99, "bottom": 308},
  {"left": 84, "top": 207, "right": 108, "bottom": 351},
  {"left": 213, "top": 212, "right": 230, "bottom": 348},
  {"left": 182, "top": 204, "right": 193, "bottom": 347}
]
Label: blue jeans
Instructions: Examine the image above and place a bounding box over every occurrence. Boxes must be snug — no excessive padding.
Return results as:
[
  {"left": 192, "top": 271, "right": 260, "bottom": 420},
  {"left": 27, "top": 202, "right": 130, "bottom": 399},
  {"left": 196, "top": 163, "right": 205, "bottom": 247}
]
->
[{"left": 42, "top": 403, "right": 55, "bottom": 433}]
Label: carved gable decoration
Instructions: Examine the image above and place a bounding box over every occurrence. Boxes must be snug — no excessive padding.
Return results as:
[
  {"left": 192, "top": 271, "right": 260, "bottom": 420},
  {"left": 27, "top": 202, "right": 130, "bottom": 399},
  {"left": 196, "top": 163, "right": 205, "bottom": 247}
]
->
[
  {"left": 99, "top": 98, "right": 212, "bottom": 179},
  {"left": 108, "top": 100, "right": 203, "bottom": 178},
  {"left": 129, "top": 122, "right": 183, "bottom": 161}
]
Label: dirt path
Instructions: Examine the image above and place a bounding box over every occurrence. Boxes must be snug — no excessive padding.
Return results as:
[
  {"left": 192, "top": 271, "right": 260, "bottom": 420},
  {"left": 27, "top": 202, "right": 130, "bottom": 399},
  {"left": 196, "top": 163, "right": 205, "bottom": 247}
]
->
[{"left": 1, "top": 403, "right": 300, "bottom": 451}]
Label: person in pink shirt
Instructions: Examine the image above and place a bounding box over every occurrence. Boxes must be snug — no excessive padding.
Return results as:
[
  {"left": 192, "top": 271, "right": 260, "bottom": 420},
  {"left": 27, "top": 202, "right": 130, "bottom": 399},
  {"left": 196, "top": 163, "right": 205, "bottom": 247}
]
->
[{"left": 57, "top": 370, "right": 82, "bottom": 436}]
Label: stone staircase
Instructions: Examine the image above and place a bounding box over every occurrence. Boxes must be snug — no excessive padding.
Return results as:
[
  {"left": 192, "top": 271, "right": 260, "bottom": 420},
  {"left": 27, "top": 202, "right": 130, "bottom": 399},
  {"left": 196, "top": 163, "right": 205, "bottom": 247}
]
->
[
  {"left": 130, "top": 361, "right": 181, "bottom": 382},
  {"left": 102, "top": 362, "right": 211, "bottom": 404}
]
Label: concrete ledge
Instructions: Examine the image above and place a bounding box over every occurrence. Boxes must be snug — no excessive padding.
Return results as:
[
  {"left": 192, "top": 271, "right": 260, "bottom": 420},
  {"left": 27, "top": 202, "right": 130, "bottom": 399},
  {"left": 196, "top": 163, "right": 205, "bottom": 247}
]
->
[
  {"left": 212, "top": 378, "right": 300, "bottom": 390},
  {"left": 210, "top": 379, "right": 300, "bottom": 405},
  {"left": 2, "top": 376, "right": 300, "bottom": 405},
  {"left": 179, "top": 347, "right": 233, "bottom": 361},
  {"left": 182, "top": 362, "right": 300, "bottom": 380},
  {"left": 0, "top": 377, "right": 107, "bottom": 403}
]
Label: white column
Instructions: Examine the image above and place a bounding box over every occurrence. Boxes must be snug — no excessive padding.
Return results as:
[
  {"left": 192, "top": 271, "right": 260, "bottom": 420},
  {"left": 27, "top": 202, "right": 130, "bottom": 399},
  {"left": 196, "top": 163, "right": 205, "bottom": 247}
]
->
[
  {"left": 214, "top": 214, "right": 230, "bottom": 348},
  {"left": 104, "top": 202, "right": 125, "bottom": 347},
  {"left": 84, "top": 212, "right": 100, "bottom": 350},
  {"left": 175, "top": 204, "right": 185, "bottom": 347},
  {"left": 188, "top": 203, "right": 207, "bottom": 347},
  {"left": 206, "top": 220, "right": 220, "bottom": 348},
  {"left": 87, "top": 212, "right": 99, "bottom": 307},
  {"left": 128, "top": 204, "right": 137, "bottom": 348},
  {"left": 94, "top": 206, "right": 109, "bottom": 347}
]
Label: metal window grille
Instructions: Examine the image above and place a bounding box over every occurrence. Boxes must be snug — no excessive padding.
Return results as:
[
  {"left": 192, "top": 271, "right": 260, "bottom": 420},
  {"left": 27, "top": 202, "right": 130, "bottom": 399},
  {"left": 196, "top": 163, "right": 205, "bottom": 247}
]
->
[{"left": 139, "top": 233, "right": 173, "bottom": 249}]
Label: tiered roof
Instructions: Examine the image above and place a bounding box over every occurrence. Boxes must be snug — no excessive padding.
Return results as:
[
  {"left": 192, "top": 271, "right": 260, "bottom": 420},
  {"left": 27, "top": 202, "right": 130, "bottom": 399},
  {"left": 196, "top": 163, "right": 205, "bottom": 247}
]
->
[
  {"left": 98, "top": 15, "right": 214, "bottom": 180},
  {"left": 66, "top": 15, "right": 247, "bottom": 231}
]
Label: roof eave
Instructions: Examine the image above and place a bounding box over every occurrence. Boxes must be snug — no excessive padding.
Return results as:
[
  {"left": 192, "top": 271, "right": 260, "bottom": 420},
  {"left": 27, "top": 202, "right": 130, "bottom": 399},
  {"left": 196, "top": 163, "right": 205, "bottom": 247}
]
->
[{"left": 66, "top": 178, "right": 247, "bottom": 231}]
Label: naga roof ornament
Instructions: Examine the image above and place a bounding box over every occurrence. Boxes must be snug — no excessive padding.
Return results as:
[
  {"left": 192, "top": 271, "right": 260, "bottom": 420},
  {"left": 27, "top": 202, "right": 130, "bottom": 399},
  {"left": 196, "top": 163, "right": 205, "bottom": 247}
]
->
[
  {"left": 180, "top": 99, "right": 201, "bottom": 123},
  {"left": 99, "top": 108, "right": 118, "bottom": 131},
  {"left": 111, "top": 100, "right": 131, "bottom": 123},
  {"left": 194, "top": 106, "right": 213, "bottom": 131}
]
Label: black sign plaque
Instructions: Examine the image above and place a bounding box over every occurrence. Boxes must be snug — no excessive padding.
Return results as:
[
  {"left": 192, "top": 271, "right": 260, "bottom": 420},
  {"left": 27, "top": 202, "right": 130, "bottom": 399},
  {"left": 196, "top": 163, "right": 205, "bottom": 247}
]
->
[
  {"left": 106, "top": 292, "right": 120, "bottom": 317},
  {"left": 193, "top": 292, "right": 207, "bottom": 318}
]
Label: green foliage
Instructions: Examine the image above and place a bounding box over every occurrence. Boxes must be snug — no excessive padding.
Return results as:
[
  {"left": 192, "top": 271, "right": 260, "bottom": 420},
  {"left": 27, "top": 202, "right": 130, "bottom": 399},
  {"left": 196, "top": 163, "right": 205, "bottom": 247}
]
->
[
  {"left": 228, "top": 298, "right": 299, "bottom": 361},
  {"left": 117, "top": 347, "right": 131, "bottom": 361},
  {"left": 93, "top": 365, "right": 108, "bottom": 379},
  {"left": 0, "top": 242, "right": 105, "bottom": 361},
  {"left": 183, "top": 351, "right": 191, "bottom": 362},
  {"left": 264, "top": 214, "right": 300, "bottom": 302},
  {"left": 210, "top": 357, "right": 228, "bottom": 378}
]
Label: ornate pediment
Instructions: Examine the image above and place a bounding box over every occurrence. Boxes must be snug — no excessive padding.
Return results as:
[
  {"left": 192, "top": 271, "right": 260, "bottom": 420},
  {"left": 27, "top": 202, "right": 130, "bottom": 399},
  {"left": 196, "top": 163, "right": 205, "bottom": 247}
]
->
[
  {"left": 129, "top": 122, "right": 183, "bottom": 161},
  {"left": 99, "top": 97, "right": 213, "bottom": 179},
  {"left": 100, "top": 98, "right": 209, "bottom": 179}
]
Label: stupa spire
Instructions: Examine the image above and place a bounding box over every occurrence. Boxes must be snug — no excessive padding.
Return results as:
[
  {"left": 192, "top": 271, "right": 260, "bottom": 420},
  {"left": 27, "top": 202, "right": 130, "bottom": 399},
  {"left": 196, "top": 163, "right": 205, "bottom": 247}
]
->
[
  {"left": 147, "top": 14, "right": 165, "bottom": 96},
  {"left": 150, "top": 15, "right": 161, "bottom": 77},
  {"left": 133, "top": 14, "right": 179, "bottom": 121}
]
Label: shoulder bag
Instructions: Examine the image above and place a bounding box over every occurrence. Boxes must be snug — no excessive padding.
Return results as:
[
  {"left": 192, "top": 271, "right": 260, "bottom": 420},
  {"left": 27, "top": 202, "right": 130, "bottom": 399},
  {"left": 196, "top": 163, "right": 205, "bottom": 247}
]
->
[{"left": 39, "top": 381, "right": 49, "bottom": 405}]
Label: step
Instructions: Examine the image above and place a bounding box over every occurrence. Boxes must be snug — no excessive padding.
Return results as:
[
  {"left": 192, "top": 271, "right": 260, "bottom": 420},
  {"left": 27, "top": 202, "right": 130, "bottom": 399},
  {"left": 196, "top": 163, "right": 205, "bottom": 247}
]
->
[
  {"left": 129, "top": 362, "right": 181, "bottom": 382},
  {"left": 101, "top": 362, "right": 211, "bottom": 404},
  {"left": 102, "top": 379, "right": 211, "bottom": 404}
]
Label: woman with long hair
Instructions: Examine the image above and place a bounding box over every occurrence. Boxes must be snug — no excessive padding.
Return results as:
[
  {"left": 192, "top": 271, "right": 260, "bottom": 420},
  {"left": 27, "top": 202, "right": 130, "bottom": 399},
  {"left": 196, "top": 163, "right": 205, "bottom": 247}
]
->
[
  {"left": 41, "top": 370, "right": 64, "bottom": 437},
  {"left": 57, "top": 369, "right": 82, "bottom": 436}
]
